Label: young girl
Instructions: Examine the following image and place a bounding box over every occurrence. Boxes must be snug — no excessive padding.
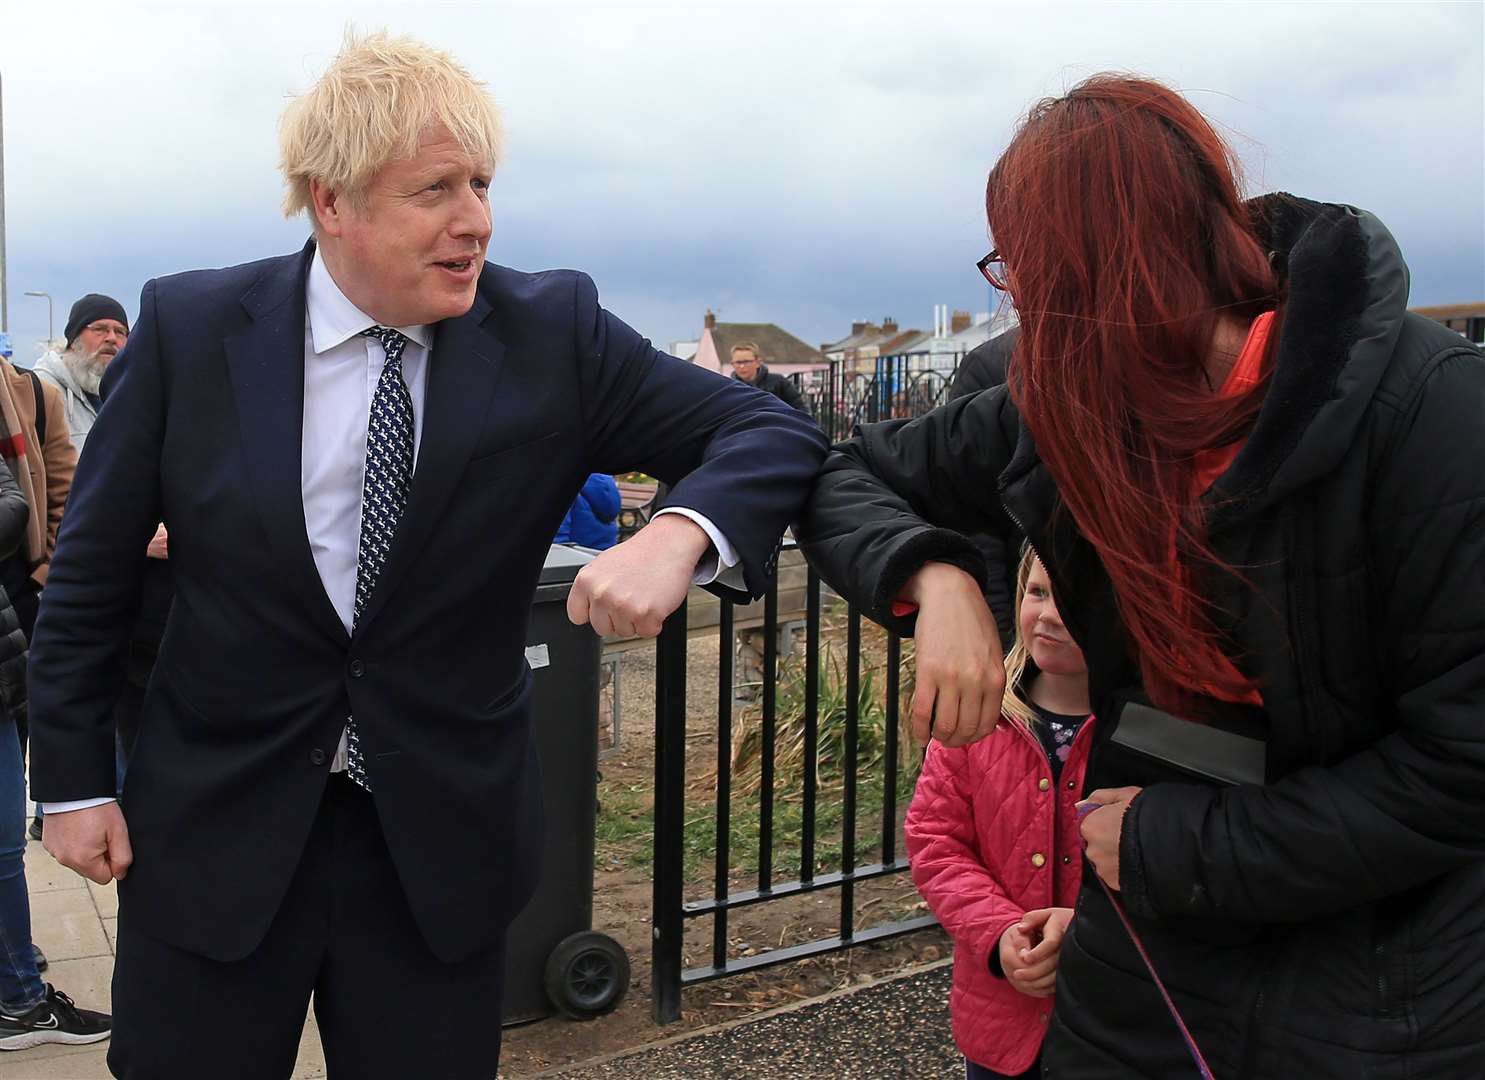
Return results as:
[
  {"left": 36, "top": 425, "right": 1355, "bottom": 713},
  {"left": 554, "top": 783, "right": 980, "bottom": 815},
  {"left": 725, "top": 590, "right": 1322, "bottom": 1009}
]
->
[{"left": 905, "top": 551, "right": 1093, "bottom": 1080}]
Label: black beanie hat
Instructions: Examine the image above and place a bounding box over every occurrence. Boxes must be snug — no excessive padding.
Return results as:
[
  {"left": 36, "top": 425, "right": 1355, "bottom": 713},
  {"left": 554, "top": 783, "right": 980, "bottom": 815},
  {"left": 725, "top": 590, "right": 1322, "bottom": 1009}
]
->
[{"left": 64, "top": 294, "right": 129, "bottom": 347}]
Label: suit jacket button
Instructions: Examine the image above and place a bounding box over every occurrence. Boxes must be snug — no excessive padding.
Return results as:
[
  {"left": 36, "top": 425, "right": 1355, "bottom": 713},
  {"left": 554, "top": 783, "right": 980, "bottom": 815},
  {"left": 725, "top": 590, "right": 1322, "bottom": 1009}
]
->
[
  {"left": 310, "top": 749, "right": 328, "bottom": 766},
  {"left": 349, "top": 659, "right": 365, "bottom": 678}
]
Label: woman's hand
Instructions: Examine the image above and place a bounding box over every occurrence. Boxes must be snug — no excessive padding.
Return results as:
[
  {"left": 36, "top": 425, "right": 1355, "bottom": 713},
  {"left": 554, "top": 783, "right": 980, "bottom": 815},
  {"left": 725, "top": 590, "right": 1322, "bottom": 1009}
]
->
[
  {"left": 1078, "top": 787, "right": 1143, "bottom": 891},
  {"left": 903, "top": 561, "right": 1004, "bottom": 747}
]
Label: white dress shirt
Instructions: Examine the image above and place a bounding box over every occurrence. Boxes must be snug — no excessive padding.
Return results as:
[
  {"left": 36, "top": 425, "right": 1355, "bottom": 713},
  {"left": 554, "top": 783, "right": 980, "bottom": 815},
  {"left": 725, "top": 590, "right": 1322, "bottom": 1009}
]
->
[
  {"left": 301, "top": 251, "right": 433, "bottom": 770},
  {"left": 44, "top": 251, "right": 739, "bottom": 809}
]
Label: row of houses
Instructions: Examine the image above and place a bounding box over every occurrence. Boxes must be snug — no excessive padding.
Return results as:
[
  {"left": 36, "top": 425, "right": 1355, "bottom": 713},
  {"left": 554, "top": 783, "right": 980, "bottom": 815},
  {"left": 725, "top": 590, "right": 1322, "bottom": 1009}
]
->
[
  {"left": 674, "top": 301, "right": 1484, "bottom": 386},
  {"left": 673, "top": 303, "right": 1019, "bottom": 383},
  {"left": 821, "top": 304, "right": 1019, "bottom": 375}
]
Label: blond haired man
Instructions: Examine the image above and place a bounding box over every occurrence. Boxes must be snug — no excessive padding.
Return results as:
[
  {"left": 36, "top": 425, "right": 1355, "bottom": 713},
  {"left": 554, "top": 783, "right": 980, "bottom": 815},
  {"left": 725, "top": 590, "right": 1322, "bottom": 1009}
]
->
[{"left": 28, "top": 32, "right": 825, "bottom": 1079}]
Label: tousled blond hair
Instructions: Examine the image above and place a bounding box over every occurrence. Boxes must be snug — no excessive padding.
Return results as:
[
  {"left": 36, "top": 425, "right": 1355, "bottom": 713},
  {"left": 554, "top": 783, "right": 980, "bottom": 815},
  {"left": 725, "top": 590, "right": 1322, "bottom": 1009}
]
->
[
  {"left": 278, "top": 29, "right": 504, "bottom": 219},
  {"left": 731, "top": 343, "right": 762, "bottom": 361}
]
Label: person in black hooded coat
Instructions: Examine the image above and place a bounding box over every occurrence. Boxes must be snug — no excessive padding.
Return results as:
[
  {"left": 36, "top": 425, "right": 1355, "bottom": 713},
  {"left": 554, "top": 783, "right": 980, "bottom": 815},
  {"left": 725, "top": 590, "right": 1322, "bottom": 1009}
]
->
[
  {"left": 0, "top": 468, "right": 29, "bottom": 721},
  {"left": 947, "top": 330, "right": 1020, "bottom": 643},
  {"left": 798, "top": 78, "right": 1485, "bottom": 1080}
]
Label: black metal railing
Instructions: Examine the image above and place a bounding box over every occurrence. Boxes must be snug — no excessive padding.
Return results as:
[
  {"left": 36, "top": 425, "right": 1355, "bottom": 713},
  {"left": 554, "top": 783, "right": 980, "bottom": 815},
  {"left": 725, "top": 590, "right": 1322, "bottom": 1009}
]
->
[
  {"left": 797, "top": 353, "right": 965, "bottom": 443},
  {"left": 649, "top": 545, "right": 937, "bottom": 1023}
]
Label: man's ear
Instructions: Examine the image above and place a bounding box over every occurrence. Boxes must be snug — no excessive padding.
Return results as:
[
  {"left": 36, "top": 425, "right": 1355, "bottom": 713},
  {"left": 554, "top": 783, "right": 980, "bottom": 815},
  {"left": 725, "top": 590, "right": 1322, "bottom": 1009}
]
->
[{"left": 309, "top": 179, "right": 345, "bottom": 239}]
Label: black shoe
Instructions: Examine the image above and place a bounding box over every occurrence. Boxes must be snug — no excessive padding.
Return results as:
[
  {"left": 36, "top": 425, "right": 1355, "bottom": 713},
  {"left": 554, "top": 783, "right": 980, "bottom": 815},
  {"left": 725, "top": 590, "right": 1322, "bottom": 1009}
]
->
[
  {"left": 27, "top": 817, "right": 42, "bottom": 842},
  {"left": 0, "top": 985, "right": 111, "bottom": 1051},
  {"left": 31, "top": 944, "right": 47, "bottom": 973}
]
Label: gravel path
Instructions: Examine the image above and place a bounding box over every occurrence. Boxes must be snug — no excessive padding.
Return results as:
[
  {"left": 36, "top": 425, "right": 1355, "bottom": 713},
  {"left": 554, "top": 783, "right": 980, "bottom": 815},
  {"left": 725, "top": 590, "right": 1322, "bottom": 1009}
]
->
[{"left": 532, "top": 961, "right": 962, "bottom": 1080}]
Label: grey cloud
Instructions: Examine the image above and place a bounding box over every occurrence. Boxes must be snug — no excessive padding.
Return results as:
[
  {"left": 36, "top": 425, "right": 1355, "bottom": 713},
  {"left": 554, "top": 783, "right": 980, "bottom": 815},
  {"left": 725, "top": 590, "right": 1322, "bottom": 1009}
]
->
[{"left": 0, "top": 0, "right": 1480, "bottom": 355}]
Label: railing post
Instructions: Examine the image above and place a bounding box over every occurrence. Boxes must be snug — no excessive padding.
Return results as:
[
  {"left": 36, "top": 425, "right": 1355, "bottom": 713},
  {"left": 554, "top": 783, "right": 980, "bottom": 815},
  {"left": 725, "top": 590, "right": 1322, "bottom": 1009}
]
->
[
  {"left": 801, "top": 569, "right": 820, "bottom": 882},
  {"left": 828, "top": 359, "right": 842, "bottom": 441},
  {"left": 882, "top": 633, "right": 901, "bottom": 864},
  {"left": 651, "top": 606, "right": 688, "bottom": 1024},
  {"left": 758, "top": 578, "right": 778, "bottom": 892},
  {"left": 712, "top": 600, "right": 734, "bottom": 970},
  {"left": 841, "top": 607, "right": 861, "bottom": 941}
]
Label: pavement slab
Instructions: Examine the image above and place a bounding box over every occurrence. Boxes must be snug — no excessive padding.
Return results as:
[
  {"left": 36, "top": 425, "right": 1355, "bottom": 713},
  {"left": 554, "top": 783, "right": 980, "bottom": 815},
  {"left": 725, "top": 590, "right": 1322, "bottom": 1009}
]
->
[
  {"left": 8, "top": 840, "right": 332, "bottom": 1080},
  {"left": 293, "top": 1007, "right": 328, "bottom": 1078},
  {"left": 533, "top": 961, "right": 962, "bottom": 1080},
  {"left": 2, "top": 1045, "right": 116, "bottom": 1078},
  {"left": 86, "top": 880, "right": 119, "bottom": 921},
  {"left": 27, "top": 888, "right": 111, "bottom": 964}
]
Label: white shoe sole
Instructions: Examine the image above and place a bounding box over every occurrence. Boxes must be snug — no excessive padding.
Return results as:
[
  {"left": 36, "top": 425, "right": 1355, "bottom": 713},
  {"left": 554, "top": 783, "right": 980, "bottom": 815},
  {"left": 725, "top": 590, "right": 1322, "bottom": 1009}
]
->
[{"left": 0, "top": 1028, "right": 112, "bottom": 1051}]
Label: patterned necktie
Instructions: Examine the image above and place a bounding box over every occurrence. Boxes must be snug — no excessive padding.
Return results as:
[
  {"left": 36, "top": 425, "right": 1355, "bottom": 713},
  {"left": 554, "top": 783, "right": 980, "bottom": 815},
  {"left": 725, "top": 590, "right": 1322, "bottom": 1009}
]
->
[{"left": 345, "top": 326, "right": 416, "bottom": 791}]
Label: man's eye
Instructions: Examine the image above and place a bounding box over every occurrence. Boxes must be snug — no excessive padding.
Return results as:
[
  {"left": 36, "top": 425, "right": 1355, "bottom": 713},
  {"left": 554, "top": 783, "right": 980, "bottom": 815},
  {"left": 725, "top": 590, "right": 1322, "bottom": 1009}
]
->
[{"left": 473, "top": 178, "right": 490, "bottom": 192}]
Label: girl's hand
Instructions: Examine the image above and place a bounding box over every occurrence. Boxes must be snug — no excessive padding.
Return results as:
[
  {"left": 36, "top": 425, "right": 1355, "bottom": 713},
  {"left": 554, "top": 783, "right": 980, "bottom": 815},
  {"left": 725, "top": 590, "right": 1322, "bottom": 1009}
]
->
[
  {"left": 1005, "top": 907, "right": 1074, "bottom": 997},
  {"left": 902, "top": 561, "right": 1004, "bottom": 747},
  {"left": 1078, "top": 787, "right": 1143, "bottom": 890},
  {"left": 997, "top": 921, "right": 1035, "bottom": 991}
]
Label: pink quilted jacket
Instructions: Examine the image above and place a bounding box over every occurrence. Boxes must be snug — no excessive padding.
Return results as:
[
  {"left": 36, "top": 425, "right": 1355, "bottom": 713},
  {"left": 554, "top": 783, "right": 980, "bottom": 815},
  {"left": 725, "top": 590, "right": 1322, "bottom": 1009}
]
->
[{"left": 905, "top": 713, "right": 1095, "bottom": 1074}]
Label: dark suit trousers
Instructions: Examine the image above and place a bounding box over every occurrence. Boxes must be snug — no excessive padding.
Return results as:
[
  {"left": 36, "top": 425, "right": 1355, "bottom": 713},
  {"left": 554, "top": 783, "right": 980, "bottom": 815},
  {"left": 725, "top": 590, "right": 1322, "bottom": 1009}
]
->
[{"left": 108, "top": 775, "right": 506, "bottom": 1080}]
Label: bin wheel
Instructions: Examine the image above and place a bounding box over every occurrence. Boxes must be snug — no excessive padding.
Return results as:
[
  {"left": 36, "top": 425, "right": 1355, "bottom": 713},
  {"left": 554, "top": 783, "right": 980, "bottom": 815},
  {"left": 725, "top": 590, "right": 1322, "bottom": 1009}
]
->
[{"left": 544, "top": 931, "right": 630, "bottom": 1020}]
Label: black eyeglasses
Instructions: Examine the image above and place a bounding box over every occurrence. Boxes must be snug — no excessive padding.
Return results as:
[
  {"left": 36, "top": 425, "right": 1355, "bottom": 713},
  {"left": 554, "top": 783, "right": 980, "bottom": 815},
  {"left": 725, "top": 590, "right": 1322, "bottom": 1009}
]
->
[{"left": 977, "top": 249, "right": 1008, "bottom": 291}]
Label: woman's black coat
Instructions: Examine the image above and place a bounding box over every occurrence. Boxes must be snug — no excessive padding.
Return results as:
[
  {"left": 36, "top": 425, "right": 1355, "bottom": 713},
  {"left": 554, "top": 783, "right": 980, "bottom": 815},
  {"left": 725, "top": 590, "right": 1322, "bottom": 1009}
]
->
[{"left": 797, "top": 195, "right": 1485, "bottom": 1078}]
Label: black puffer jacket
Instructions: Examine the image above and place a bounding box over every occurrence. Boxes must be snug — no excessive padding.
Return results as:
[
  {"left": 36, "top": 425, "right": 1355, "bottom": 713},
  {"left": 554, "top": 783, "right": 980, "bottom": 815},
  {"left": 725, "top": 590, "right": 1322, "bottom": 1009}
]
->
[
  {"left": 0, "top": 457, "right": 32, "bottom": 718},
  {"left": 948, "top": 331, "right": 1020, "bottom": 641},
  {"left": 797, "top": 196, "right": 1485, "bottom": 1078}
]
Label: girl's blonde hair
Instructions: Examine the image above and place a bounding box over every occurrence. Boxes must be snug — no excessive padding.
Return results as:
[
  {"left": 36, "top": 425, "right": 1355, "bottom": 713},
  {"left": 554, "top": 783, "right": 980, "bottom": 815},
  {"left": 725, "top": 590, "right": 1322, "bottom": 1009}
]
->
[
  {"left": 999, "top": 545, "right": 1040, "bottom": 732},
  {"left": 278, "top": 29, "right": 505, "bottom": 219}
]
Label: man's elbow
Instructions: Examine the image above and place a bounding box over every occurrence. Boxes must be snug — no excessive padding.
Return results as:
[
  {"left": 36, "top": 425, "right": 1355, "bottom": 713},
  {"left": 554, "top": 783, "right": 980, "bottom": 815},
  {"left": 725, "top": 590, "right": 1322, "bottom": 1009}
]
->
[{"left": 784, "top": 406, "right": 830, "bottom": 453}]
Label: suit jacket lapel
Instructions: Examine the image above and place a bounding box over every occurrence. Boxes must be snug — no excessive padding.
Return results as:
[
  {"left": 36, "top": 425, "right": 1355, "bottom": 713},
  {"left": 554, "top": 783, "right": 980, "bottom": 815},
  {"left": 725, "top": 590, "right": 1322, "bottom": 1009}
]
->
[
  {"left": 353, "top": 290, "right": 506, "bottom": 636},
  {"left": 224, "top": 240, "right": 350, "bottom": 647}
]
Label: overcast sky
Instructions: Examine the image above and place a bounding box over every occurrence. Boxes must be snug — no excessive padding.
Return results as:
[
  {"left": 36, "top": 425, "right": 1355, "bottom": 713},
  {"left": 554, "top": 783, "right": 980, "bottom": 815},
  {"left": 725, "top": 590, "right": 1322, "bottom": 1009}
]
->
[{"left": 2, "top": 0, "right": 1481, "bottom": 356}]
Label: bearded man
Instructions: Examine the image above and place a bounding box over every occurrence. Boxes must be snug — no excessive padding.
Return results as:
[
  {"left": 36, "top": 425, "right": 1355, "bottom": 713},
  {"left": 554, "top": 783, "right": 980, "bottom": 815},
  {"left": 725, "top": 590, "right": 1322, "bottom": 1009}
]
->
[{"left": 33, "top": 294, "right": 130, "bottom": 452}]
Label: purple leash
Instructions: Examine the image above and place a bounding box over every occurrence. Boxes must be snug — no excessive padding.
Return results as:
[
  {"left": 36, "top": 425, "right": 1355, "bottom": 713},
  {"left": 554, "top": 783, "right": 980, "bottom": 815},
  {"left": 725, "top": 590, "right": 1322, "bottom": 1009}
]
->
[{"left": 1077, "top": 801, "right": 1217, "bottom": 1080}]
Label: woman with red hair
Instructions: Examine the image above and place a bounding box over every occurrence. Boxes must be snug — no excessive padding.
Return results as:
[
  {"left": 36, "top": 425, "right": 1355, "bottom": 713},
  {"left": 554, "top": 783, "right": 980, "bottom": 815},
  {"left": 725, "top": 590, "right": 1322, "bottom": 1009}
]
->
[{"left": 798, "top": 74, "right": 1485, "bottom": 1077}]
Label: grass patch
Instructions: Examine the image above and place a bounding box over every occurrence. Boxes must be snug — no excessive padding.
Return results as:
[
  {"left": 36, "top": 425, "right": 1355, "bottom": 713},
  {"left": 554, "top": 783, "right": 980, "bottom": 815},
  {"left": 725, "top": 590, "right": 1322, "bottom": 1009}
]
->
[
  {"left": 596, "top": 630, "right": 921, "bottom": 889},
  {"left": 597, "top": 771, "right": 917, "bottom": 883}
]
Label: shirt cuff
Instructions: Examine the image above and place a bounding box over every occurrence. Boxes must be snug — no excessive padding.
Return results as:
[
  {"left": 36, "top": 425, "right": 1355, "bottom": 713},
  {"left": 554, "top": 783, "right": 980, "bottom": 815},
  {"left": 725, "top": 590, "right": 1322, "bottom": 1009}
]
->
[
  {"left": 652, "top": 507, "right": 740, "bottom": 585},
  {"left": 41, "top": 797, "right": 117, "bottom": 814}
]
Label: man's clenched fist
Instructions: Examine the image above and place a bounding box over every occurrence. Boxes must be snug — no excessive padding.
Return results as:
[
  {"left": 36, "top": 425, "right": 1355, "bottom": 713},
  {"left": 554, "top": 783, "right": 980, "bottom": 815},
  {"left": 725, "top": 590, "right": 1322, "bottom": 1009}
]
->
[
  {"left": 566, "top": 514, "right": 712, "bottom": 638},
  {"left": 43, "top": 802, "right": 133, "bottom": 886}
]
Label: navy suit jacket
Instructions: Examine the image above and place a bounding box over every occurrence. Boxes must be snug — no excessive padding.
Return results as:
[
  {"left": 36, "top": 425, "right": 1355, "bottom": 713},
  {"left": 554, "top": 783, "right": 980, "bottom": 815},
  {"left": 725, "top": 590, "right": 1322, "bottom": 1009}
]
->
[{"left": 27, "top": 240, "right": 828, "bottom": 962}]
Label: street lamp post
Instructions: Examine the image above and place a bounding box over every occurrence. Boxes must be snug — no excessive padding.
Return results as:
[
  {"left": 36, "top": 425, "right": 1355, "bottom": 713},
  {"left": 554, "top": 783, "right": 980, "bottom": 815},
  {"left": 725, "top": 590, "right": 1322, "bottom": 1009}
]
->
[{"left": 24, "top": 291, "right": 52, "bottom": 345}]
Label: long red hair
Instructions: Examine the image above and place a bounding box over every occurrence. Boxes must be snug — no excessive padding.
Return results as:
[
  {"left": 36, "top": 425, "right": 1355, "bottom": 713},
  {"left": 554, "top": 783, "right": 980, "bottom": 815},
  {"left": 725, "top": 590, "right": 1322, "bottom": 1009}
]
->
[{"left": 986, "top": 75, "right": 1279, "bottom": 710}]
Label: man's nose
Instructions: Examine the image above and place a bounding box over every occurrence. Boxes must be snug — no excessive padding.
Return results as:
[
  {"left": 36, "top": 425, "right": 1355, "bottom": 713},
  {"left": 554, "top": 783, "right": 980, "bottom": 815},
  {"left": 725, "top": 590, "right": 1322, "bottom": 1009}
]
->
[{"left": 451, "top": 187, "right": 492, "bottom": 243}]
